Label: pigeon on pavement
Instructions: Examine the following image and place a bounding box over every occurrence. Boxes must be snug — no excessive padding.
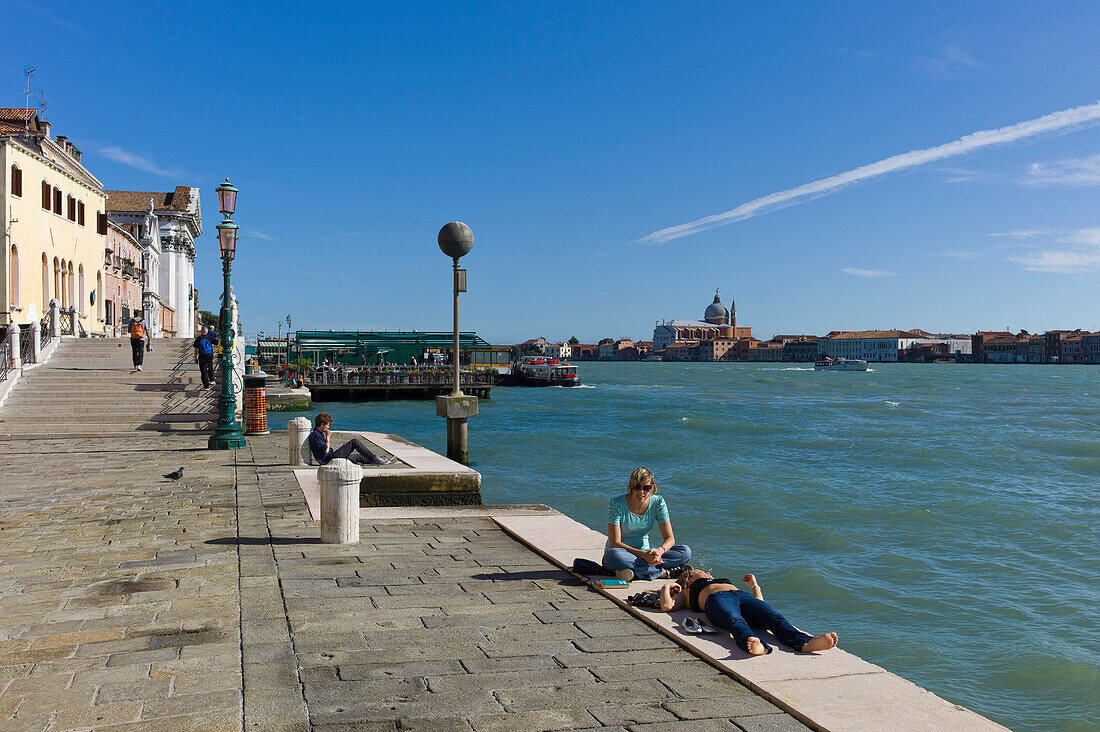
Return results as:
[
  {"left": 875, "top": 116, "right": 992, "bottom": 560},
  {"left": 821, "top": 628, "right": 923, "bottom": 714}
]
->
[{"left": 164, "top": 467, "right": 184, "bottom": 480}]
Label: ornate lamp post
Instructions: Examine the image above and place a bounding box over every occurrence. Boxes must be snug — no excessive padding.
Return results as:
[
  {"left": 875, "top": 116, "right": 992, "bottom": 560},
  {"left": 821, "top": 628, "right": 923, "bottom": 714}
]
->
[
  {"left": 208, "top": 178, "right": 246, "bottom": 450},
  {"left": 435, "top": 222, "right": 477, "bottom": 464}
]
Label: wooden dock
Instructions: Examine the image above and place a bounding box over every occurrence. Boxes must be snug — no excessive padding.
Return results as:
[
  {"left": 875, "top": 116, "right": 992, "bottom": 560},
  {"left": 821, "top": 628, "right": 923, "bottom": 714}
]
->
[{"left": 301, "top": 367, "right": 493, "bottom": 401}]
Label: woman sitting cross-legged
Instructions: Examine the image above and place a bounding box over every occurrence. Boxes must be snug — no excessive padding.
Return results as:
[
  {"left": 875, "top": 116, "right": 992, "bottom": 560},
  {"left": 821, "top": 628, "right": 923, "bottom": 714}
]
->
[
  {"left": 660, "top": 569, "right": 839, "bottom": 656},
  {"left": 602, "top": 468, "right": 692, "bottom": 581}
]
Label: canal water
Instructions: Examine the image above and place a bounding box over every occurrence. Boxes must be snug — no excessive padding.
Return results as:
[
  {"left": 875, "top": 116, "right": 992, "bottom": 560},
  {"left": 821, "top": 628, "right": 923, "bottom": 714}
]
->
[{"left": 281, "top": 362, "right": 1100, "bottom": 731}]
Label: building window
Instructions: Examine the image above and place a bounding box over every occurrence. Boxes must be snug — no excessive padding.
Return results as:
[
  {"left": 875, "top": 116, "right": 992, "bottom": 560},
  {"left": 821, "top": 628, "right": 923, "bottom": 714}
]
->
[
  {"left": 67, "top": 195, "right": 76, "bottom": 221},
  {"left": 53, "top": 187, "right": 62, "bottom": 215},
  {"left": 78, "top": 265, "right": 85, "bottom": 315},
  {"left": 96, "top": 211, "right": 107, "bottom": 236},
  {"left": 41, "top": 253, "right": 49, "bottom": 311},
  {"left": 77, "top": 201, "right": 85, "bottom": 226},
  {"left": 42, "top": 180, "right": 50, "bottom": 209},
  {"left": 7, "top": 245, "right": 18, "bottom": 307},
  {"left": 10, "top": 165, "right": 21, "bottom": 197}
]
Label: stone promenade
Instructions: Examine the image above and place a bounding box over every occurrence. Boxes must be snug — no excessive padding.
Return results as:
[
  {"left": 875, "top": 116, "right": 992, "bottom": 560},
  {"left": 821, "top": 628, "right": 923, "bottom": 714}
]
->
[{"left": 0, "top": 431, "right": 808, "bottom": 731}]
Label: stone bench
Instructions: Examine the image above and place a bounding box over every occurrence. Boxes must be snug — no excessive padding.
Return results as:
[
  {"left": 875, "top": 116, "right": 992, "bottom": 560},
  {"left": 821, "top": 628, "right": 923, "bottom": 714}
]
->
[{"left": 293, "top": 429, "right": 481, "bottom": 507}]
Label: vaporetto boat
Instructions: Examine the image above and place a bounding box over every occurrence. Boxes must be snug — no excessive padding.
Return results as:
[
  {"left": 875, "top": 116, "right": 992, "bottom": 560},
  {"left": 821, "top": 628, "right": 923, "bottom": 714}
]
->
[{"left": 509, "top": 356, "right": 582, "bottom": 386}]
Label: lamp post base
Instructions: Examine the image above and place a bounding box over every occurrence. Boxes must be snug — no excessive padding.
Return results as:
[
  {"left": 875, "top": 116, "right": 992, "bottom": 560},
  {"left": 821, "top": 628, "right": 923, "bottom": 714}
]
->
[
  {"left": 436, "top": 394, "right": 478, "bottom": 466},
  {"left": 208, "top": 433, "right": 247, "bottom": 450}
]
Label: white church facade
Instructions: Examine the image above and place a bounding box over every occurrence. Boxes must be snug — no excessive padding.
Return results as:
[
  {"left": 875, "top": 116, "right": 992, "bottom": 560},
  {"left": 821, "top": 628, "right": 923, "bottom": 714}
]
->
[{"left": 105, "top": 187, "right": 201, "bottom": 338}]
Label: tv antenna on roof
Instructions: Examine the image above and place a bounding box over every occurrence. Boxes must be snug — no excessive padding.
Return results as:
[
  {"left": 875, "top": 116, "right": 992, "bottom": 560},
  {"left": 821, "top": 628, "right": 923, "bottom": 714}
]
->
[{"left": 23, "top": 67, "right": 35, "bottom": 131}]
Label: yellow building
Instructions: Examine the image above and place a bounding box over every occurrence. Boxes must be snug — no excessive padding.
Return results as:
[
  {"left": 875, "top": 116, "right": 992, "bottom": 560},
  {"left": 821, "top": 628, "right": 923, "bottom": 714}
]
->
[{"left": 1, "top": 108, "right": 108, "bottom": 333}]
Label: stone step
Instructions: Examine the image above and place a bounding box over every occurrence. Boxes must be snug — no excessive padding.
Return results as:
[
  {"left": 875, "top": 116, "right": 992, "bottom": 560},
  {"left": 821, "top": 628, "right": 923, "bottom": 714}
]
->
[
  {"left": 0, "top": 423, "right": 215, "bottom": 434},
  {"left": 0, "top": 413, "right": 215, "bottom": 424}
]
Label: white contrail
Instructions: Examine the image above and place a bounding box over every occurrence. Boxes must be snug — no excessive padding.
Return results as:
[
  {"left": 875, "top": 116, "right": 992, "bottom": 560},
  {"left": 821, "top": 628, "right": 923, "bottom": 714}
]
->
[{"left": 636, "top": 100, "right": 1100, "bottom": 245}]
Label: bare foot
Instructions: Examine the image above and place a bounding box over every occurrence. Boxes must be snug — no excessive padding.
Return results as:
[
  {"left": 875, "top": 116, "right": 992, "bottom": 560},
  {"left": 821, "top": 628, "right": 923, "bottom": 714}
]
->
[
  {"left": 800, "top": 632, "right": 839, "bottom": 653},
  {"left": 745, "top": 636, "right": 769, "bottom": 656}
]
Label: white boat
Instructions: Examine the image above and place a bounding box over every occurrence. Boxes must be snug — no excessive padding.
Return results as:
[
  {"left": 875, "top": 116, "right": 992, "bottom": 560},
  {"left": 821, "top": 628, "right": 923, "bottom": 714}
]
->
[
  {"left": 814, "top": 357, "right": 868, "bottom": 371},
  {"left": 509, "top": 356, "right": 582, "bottom": 386}
]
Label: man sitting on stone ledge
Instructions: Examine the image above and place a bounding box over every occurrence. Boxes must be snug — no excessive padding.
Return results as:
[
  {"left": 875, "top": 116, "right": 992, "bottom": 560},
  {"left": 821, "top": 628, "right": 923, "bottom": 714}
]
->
[{"left": 308, "top": 412, "right": 392, "bottom": 466}]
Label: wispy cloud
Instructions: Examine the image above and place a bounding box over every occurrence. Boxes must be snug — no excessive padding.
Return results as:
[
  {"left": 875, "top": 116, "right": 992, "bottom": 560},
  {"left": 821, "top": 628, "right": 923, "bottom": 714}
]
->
[
  {"left": 917, "top": 44, "right": 982, "bottom": 81},
  {"left": 988, "top": 229, "right": 1049, "bottom": 239},
  {"left": 99, "top": 146, "right": 186, "bottom": 178},
  {"left": 243, "top": 229, "right": 276, "bottom": 241},
  {"left": 1008, "top": 227, "right": 1100, "bottom": 274},
  {"left": 636, "top": 99, "right": 1100, "bottom": 245},
  {"left": 840, "top": 268, "right": 895, "bottom": 278},
  {"left": 1020, "top": 154, "right": 1100, "bottom": 187},
  {"left": 940, "top": 248, "right": 981, "bottom": 260}
]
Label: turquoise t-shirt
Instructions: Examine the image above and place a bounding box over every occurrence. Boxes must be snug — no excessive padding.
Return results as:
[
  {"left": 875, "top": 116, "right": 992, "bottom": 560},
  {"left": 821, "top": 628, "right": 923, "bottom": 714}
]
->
[{"left": 605, "top": 494, "right": 670, "bottom": 550}]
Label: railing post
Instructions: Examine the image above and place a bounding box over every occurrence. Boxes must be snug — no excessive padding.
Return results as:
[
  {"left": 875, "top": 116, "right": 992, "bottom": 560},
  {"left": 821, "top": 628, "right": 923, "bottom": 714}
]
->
[
  {"left": 5, "top": 323, "right": 19, "bottom": 370},
  {"left": 29, "top": 318, "right": 41, "bottom": 364},
  {"left": 49, "top": 300, "right": 60, "bottom": 338}
]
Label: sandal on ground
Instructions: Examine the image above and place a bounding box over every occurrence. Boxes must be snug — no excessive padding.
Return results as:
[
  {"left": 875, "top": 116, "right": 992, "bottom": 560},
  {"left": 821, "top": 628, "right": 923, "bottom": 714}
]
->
[{"left": 682, "top": 617, "right": 703, "bottom": 634}]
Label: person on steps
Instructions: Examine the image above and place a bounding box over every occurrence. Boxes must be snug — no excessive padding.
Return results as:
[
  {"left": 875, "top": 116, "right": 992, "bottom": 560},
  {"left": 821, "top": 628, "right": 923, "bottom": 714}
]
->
[
  {"left": 193, "top": 329, "right": 216, "bottom": 388},
  {"left": 602, "top": 467, "right": 692, "bottom": 581},
  {"left": 307, "top": 412, "right": 392, "bottom": 466},
  {"left": 128, "top": 311, "right": 148, "bottom": 372},
  {"left": 660, "top": 569, "right": 839, "bottom": 656}
]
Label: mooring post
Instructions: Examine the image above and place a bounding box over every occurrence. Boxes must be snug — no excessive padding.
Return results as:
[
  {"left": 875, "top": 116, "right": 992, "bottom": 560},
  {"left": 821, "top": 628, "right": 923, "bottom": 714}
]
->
[{"left": 318, "top": 458, "right": 361, "bottom": 544}]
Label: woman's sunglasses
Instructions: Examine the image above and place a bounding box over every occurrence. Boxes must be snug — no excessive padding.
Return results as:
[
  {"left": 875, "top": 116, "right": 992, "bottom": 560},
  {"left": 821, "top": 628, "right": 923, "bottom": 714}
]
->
[{"left": 632, "top": 484, "right": 655, "bottom": 492}]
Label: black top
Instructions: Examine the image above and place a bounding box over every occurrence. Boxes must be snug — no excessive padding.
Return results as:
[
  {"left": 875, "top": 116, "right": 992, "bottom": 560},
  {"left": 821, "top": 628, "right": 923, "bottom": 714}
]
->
[{"left": 688, "top": 577, "right": 734, "bottom": 613}]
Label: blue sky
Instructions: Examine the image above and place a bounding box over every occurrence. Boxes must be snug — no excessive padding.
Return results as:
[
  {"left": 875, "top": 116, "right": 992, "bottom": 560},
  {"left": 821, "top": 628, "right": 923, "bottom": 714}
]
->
[{"left": 4, "top": 2, "right": 1098, "bottom": 343}]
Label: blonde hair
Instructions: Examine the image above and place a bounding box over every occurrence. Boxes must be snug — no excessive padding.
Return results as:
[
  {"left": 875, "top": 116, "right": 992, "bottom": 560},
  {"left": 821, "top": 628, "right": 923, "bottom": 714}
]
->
[{"left": 627, "top": 467, "right": 658, "bottom": 494}]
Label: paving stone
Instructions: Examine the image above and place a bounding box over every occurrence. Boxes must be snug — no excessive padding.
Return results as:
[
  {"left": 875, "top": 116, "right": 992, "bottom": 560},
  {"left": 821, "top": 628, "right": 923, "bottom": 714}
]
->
[
  {"left": 139, "top": 688, "right": 241, "bottom": 721},
  {"left": 466, "top": 708, "right": 599, "bottom": 731},
  {"left": 662, "top": 675, "right": 761, "bottom": 700},
  {"left": 663, "top": 695, "right": 782, "bottom": 720},
  {"left": 495, "top": 679, "right": 672, "bottom": 712},
  {"left": 631, "top": 720, "right": 740, "bottom": 732},
  {"left": 572, "top": 634, "right": 677, "bottom": 653},
  {"left": 458, "top": 655, "right": 563, "bottom": 674},
  {"left": 337, "top": 660, "right": 466, "bottom": 680},
  {"left": 589, "top": 661, "right": 722, "bottom": 683},
  {"left": 588, "top": 703, "right": 680, "bottom": 726},
  {"left": 732, "top": 713, "right": 814, "bottom": 731},
  {"left": 426, "top": 667, "right": 595, "bottom": 695},
  {"left": 49, "top": 700, "right": 144, "bottom": 729}
]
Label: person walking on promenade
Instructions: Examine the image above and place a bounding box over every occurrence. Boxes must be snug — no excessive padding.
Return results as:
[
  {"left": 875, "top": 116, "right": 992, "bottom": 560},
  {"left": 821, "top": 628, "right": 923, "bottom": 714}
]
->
[
  {"left": 128, "top": 311, "right": 148, "bottom": 372},
  {"left": 660, "top": 569, "right": 839, "bottom": 656},
  {"left": 307, "top": 412, "right": 392, "bottom": 466},
  {"left": 602, "top": 467, "right": 692, "bottom": 581},
  {"left": 193, "top": 329, "right": 216, "bottom": 388}
]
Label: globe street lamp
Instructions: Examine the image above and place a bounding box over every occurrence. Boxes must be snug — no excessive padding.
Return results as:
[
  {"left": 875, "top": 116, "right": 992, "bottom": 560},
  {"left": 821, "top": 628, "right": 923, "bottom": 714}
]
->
[
  {"left": 208, "top": 178, "right": 246, "bottom": 450},
  {"left": 435, "top": 222, "right": 477, "bottom": 464}
]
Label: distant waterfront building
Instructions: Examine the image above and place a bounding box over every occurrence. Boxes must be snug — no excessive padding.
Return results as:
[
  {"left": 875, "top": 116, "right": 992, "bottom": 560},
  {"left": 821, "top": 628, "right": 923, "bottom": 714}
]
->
[
  {"left": 653, "top": 290, "right": 751, "bottom": 358},
  {"left": 819, "top": 330, "right": 971, "bottom": 362},
  {"left": 106, "top": 187, "right": 202, "bottom": 337},
  {"left": 515, "top": 337, "right": 548, "bottom": 355},
  {"left": 103, "top": 223, "right": 144, "bottom": 337},
  {"left": 1, "top": 108, "right": 108, "bottom": 332},
  {"left": 1083, "top": 333, "right": 1100, "bottom": 364},
  {"left": 544, "top": 342, "right": 572, "bottom": 359}
]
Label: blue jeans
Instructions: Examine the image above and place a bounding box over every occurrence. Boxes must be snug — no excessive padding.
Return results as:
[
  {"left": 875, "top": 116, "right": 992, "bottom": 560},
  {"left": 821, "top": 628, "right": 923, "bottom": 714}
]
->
[
  {"left": 601, "top": 544, "right": 692, "bottom": 580},
  {"left": 704, "top": 590, "right": 812, "bottom": 654}
]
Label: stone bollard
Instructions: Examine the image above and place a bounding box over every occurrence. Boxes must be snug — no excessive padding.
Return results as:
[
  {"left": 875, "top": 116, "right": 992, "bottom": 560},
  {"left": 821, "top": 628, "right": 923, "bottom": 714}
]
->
[
  {"left": 318, "top": 458, "right": 361, "bottom": 544},
  {"left": 49, "top": 300, "right": 60, "bottom": 339},
  {"left": 28, "top": 316, "right": 41, "bottom": 363},
  {"left": 288, "top": 417, "right": 312, "bottom": 465}
]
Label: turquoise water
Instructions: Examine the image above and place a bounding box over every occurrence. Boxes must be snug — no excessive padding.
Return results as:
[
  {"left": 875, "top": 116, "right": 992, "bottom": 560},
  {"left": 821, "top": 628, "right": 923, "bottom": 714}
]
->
[{"left": 283, "top": 362, "right": 1100, "bottom": 731}]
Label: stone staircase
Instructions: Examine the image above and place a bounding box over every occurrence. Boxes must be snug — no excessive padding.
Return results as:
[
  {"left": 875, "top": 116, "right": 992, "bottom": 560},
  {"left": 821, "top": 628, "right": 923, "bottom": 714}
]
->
[{"left": 0, "top": 338, "right": 218, "bottom": 437}]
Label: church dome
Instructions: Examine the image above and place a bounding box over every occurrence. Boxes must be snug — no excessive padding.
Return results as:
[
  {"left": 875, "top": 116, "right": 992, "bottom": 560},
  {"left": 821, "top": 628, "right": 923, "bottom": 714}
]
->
[{"left": 704, "top": 291, "right": 729, "bottom": 325}]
